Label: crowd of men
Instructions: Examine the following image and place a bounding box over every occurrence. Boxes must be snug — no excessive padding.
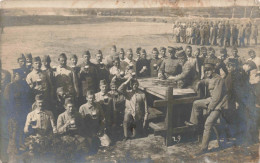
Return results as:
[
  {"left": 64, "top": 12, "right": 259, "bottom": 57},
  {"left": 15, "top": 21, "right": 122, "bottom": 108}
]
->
[
  {"left": 0, "top": 44, "right": 259, "bottom": 161},
  {"left": 172, "top": 20, "right": 258, "bottom": 47}
]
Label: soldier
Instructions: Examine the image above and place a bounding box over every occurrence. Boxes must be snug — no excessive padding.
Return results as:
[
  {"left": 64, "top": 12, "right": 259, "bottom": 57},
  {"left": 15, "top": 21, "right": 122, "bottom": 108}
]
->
[
  {"left": 95, "top": 80, "right": 113, "bottom": 133},
  {"left": 4, "top": 70, "right": 31, "bottom": 156},
  {"left": 124, "top": 48, "right": 136, "bottom": 73},
  {"left": 238, "top": 24, "right": 245, "bottom": 47},
  {"left": 25, "top": 53, "right": 33, "bottom": 72},
  {"left": 109, "top": 56, "right": 124, "bottom": 78},
  {"left": 118, "top": 76, "right": 148, "bottom": 140},
  {"left": 227, "top": 47, "right": 244, "bottom": 67},
  {"left": 54, "top": 53, "right": 79, "bottom": 99},
  {"left": 200, "top": 25, "right": 205, "bottom": 45},
  {"left": 180, "top": 25, "right": 186, "bottom": 43},
  {"left": 24, "top": 94, "right": 57, "bottom": 155},
  {"left": 158, "top": 47, "right": 182, "bottom": 80},
  {"left": 185, "top": 63, "right": 228, "bottom": 155},
  {"left": 174, "top": 24, "right": 181, "bottom": 43},
  {"left": 211, "top": 23, "right": 218, "bottom": 46},
  {"left": 245, "top": 23, "right": 251, "bottom": 45},
  {"left": 42, "top": 55, "right": 55, "bottom": 87},
  {"left": 94, "top": 50, "right": 110, "bottom": 84},
  {"left": 136, "top": 49, "right": 150, "bottom": 78},
  {"left": 230, "top": 24, "right": 238, "bottom": 47},
  {"left": 186, "top": 24, "right": 191, "bottom": 44},
  {"left": 204, "top": 22, "right": 210, "bottom": 45},
  {"left": 195, "top": 24, "right": 201, "bottom": 45},
  {"left": 150, "top": 48, "right": 162, "bottom": 77},
  {"left": 119, "top": 48, "right": 125, "bottom": 61},
  {"left": 135, "top": 47, "right": 142, "bottom": 62},
  {"left": 78, "top": 51, "right": 98, "bottom": 101},
  {"left": 79, "top": 91, "right": 111, "bottom": 148},
  {"left": 57, "top": 98, "right": 89, "bottom": 156},
  {"left": 204, "top": 47, "right": 228, "bottom": 77},
  {"left": 105, "top": 45, "right": 118, "bottom": 69},
  {"left": 13, "top": 54, "right": 30, "bottom": 81},
  {"left": 26, "top": 56, "right": 54, "bottom": 102},
  {"left": 70, "top": 54, "right": 80, "bottom": 76},
  {"left": 159, "top": 47, "right": 167, "bottom": 59},
  {"left": 251, "top": 24, "right": 258, "bottom": 45},
  {"left": 219, "top": 48, "right": 229, "bottom": 78},
  {"left": 218, "top": 24, "right": 225, "bottom": 47},
  {"left": 191, "top": 24, "right": 196, "bottom": 45},
  {"left": 169, "top": 50, "right": 198, "bottom": 88}
]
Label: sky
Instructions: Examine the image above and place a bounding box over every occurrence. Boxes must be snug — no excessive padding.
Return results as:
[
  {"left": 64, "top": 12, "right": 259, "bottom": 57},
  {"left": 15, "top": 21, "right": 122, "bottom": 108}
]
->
[{"left": 0, "top": 0, "right": 258, "bottom": 8}]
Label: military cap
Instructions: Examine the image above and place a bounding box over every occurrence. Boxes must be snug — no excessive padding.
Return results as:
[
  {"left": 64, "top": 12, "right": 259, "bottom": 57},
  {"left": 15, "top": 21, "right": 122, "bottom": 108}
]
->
[
  {"left": 176, "top": 50, "right": 186, "bottom": 59},
  {"left": 136, "top": 47, "right": 142, "bottom": 53},
  {"left": 70, "top": 54, "right": 78, "bottom": 60},
  {"left": 59, "top": 53, "right": 67, "bottom": 60},
  {"left": 25, "top": 53, "right": 32, "bottom": 59},
  {"left": 220, "top": 48, "right": 227, "bottom": 54},
  {"left": 141, "top": 49, "right": 146, "bottom": 54},
  {"left": 232, "top": 47, "right": 238, "bottom": 52},
  {"left": 64, "top": 98, "right": 73, "bottom": 106},
  {"left": 127, "top": 48, "right": 133, "bottom": 53},
  {"left": 200, "top": 46, "right": 207, "bottom": 51},
  {"left": 248, "top": 49, "right": 255, "bottom": 55},
  {"left": 119, "top": 48, "right": 125, "bottom": 53},
  {"left": 32, "top": 56, "right": 41, "bottom": 62},
  {"left": 176, "top": 46, "right": 183, "bottom": 51},
  {"left": 111, "top": 45, "right": 117, "bottom": 50},
  {"left": 35, "top": 94, "right": 44, "bottom": 101},
  {"left": 160, "top": 47, "right": 166, "bottom": 51},
  {"left": 17, "top": 53, "right": 25, "bottom": 61},
  {"left": 83, "top": 50, "right": 90, "bottom": 56},
  {"left": 42, "top": 55, "right": 51, "bottom": 62},
  {"left": 208, "top": 47, "right": 215, "bottom": 53},
  {"left": 204, "top": 63, "right": 215, "bottom": 71},
  {"left": 152, "top": 47, "right": 158, "bottom": 52},
  {"left": 100, "top": 79, "right": 107, "bottom": 86},
  {"left": 86, "top": 90, "right": 94, "bottom": 96},
  {"left": 95, "top": 50, "right": 102, "bottom": 55},
  {"left": 226, "top": 58, "right": 239, "bottom": 67},
  {"left": 168, "top": 46, "right": 176, "bottom": 53}
]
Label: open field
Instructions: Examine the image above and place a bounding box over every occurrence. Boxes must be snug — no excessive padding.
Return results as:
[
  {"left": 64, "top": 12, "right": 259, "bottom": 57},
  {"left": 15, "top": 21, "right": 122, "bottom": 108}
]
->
[{"left": 1, "top": 21, "right": 260, "bottom": 72}]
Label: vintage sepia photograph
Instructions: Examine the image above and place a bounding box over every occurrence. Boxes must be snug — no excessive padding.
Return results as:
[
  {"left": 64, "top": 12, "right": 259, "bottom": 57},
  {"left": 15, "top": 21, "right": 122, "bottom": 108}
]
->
[{"left": 0, "top": 0, "right": 259, "bottom": 162}]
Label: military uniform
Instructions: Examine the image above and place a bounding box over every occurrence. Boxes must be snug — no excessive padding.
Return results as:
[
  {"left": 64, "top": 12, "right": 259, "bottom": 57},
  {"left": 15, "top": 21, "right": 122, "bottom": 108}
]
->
[
  {"left": 136, "top": 58, "right": 150, "bottom": 78},
  {"left": 224, "top": 25, "right": 231, "bottom": 47},
  {"left": 251, "top": 25, "right": 258, "bottom": 45},
  {"left": 238, "top": 25, "right": 245, "bottom": 47},
  {"left": 158, "top": 57, "right": 182, "bottom": 79},
  {"left": 150, "top": 58, "right": 162, "bottom": 77}
]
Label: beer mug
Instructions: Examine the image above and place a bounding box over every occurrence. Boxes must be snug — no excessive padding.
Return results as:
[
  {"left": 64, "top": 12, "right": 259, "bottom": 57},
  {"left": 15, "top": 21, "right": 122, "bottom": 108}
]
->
[
  {"left": 36, "top": 78, "right": 42, "bottom": 85},
  {"left": 131, "top": 72, "right": 136, "bottom": 78},
  {"left": 100, "top": 62, "right": 105, "bottom": 69},
  {"left": 84, "top": 65, "right": 90, "bottom": 73},
  {"left": 153, "top": 64, "right": 157, "bottom": 70},
  {"left": 120, "top": 71, "right": 125, "bottom": 78},
  {"left": 143, "top": 66, "right": 147, "bottom": 70}
]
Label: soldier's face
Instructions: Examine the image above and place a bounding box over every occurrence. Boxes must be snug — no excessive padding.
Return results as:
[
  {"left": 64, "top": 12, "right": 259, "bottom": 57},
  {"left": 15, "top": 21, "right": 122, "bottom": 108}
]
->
[
  {"left": 110, "top": 85, "right": 116, "bottom": 91},
  {"left": 132, "top": 83, "right": 138, "bottom": 91},
  {"left": 14, "top": 73, "right": 21, "bottom": 81},
  {"left": 100, "top": 85, "right": 107, "bottom": 93},
  {"left": 33, "top": 61, "right": 42, "bottom": 70},
  {"left": 141, "top": 52, "right": 146, "bottom": 59},
  {"left": 111, "top": 48, "right": 116, "bottom": 54},
  {"left": 66, "top": 103, "right": 74, "bottom": 114},
  {"left": 87, "top": 94, "right": 94, "bottom": 104},
  {"left": 113, "top": 60, "right": 120, "bottom": 67},
  {"left": 249, "top": 52, "right": 255, "bottom": 59},
  {"left": 83, "top": 54, "right": 91, "bottom": 63},
  {"left": 185, "top": 48, "right": 192, "bottom": 57},
  {"left": 205, "top": 70, "right": 213, "bottom": 78},
  {"left": 36, "top": 100, "right": 44, "bottom": 109},
  {"left": 152, "top": 51, "right": 158, "bottom": 58},
  {"left": 18, "top": 58, "right": 26, "bottom": 68},
  {"left": 96, "top": 54, "right": 103, "bottom": 62},
  {"left": 59, "top": 57, "right": 67, "bottom": 67},
  {"left": 71, "top": 58, "right": 77, "bottom": 66},
  {"left": 208, "top": 50, "right": 215, "bottom": 57},
  {"left": 26, "top": 58, "right": 32, "bottom": 64},
  {"left": 232, "top": 50, "right": 238, "bottom": 57},
  {"left": 43, "top": 61, "right": 50, "bottom": 67},
  {"left": 127, "top": 52, "right": 133, "bottom": 60},
  {"left": 120, "top": 52, "right": 124, "bottom": 59},
  {"left": 160, "top": 50, "right": 165, "bottom": 56}
]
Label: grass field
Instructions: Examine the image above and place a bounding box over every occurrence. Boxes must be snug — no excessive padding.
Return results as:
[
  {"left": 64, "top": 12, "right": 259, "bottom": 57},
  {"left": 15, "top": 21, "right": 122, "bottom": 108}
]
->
[{"left": 1, "top": 21, "right": 260, "bottom": 72}]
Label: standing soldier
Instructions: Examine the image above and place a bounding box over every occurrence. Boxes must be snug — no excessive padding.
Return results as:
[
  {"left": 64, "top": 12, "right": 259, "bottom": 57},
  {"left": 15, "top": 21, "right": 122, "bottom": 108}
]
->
[
  {"left": 70, "top": 54, "right": 81, "bottom": 76},
  {"left": 150, "top": 48, "right": 162, "bottom": 77},
  {"left": 191, "top": 24, "right": 196, "bottom": 45},
  {"left": 231, "top": 24, "right": 239, "bottom": 47},
  {"left": 180, "top": 25, "right": 186, "bottom": 43},
  {"left": 211, "top": 23, "right": 218, "bottom": 46},
  {"left": 195, "top": 24, "right": 201, "bottom": 45},
  {"left": 238, "top": 24, "right": 245, "bottom": 47},
  {"left": 42, "top": 55, "right": 55, "bottom": 87},
  {"left": 245, "top": 23, "right": 251, "bottom": 45},
  {"left": 26, "top": 56, "right": 54, "bottom": 102},
  {"left": 224, "top": 23, "right": 231, "bottom": 47},
  {"left": 135, "top": 47, "right": 142, "bottom": 62},
  {"left": 200, "top": 25, "right": 205, "bottom": 45},
  {"left": 13, "top": 54, "right": 30, "bottom": 81},
  {"left": 158, "top": 47, "right": 182, "bottom": 80},
  {"left": 204, "top": 22, "right": 210, "bottom": 45},
  {"left": 25, "top": 53, "right": 33, "bottom": 72},
  {"left": 94, "top": 50, "right": 110, "bottom": 84},
  {"left": 78, "top": 51, "right": 98, "bottom": 103},
  {"left": 79, "top": 90, "right": 111, "bottom": 148},
  {"left": 218, "top": 24, "right": 225, "bottom": 47},
  {"left": 118, "top": 76, "right": 149, "bottom": 140},
  {"left": 124, "top": 48, "right": 136, "bottom": 73},
  {"left": 136, "top": 49, "right": 150, "bottom": 78},
  {"left": 175, "top": 24, "right": 181, "bottom": 43},
  {"left": 186, "top": 24, "right": 191, "bottom": 44},
  {"left": 105, "top": 45, "right": 118, "bottom": 69},
  {"left": 54, "top": 53, "right": 79, "bottom": 101},
  {"left": 251, "top": 24, "right": 258, "bottom": 45},
  {"left": 159, "top": 47, "right": 167, "bottom": 59}
]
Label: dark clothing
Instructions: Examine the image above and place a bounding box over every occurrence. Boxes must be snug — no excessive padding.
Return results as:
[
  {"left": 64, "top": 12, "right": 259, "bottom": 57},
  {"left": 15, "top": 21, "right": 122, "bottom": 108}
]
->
[
  {"left": 95, "top": 64, "right": 110, "bottom": 84},
  {"left": 13, "top": 67, "right": 30, "bottom": 81},
  {"left": 204, "top": 56, "right": 228, "bottom": 76},
  {"left": 150, "top": 58, "right": 162, "bottom": 77},
  {"left": 159, "top": 58, "right": 182, "bottom": 78},
  {"left": 136, "top": 59, "right": 150, "bottom": 78}
]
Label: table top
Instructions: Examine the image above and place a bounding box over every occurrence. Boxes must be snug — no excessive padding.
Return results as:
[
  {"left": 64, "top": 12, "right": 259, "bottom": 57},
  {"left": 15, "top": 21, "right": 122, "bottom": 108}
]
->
[{"left": 138, "top": 77, "right": 196, "bottom": 99}]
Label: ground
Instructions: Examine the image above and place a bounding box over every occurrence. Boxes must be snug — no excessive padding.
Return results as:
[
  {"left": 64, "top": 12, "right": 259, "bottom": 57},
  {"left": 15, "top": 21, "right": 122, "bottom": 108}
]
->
[{"left": 1, "top": 21, "right": 260, "bottom": 162}]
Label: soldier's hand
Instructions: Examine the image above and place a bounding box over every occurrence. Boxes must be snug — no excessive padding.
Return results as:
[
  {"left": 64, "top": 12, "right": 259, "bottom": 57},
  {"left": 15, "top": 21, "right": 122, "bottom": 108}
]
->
[{"left": 24, "top": 128, "right": 29, "bottom": 134}]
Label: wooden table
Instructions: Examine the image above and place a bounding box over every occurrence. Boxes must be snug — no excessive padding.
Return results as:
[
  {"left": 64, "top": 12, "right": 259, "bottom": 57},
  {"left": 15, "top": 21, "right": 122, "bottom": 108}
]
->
[{"left": 138, "top": 77, "right": 200, "bottom": 146}]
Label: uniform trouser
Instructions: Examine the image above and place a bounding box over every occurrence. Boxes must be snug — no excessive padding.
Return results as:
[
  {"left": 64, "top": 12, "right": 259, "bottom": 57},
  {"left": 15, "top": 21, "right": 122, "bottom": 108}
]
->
[
  {"left": 218, "top": 38, "right": 224, "bottom": 46},
  {"left": 191, "top": 37, "right": 196, "bottom": 44},
  {"left": 176, "top": 36, "right": 180, "bottom": 43},
  {"left": 224, "top": 38, "right": 230, "bottom": 47},
  {"left": 200, "top": 38, "right": 205, "bottom": 45},
  {"left": 239, "top": 37, "right": 245, "bottom": 47},
  {"left": 211, "top": 37, "right": 217, "bottom": 45},
  {"left": 190, "top": 98, "right": 211, "bottom": 125},
  {"left": 123, "top": 113, "right": 143, "bottom": 138},
  {"left": 201, "top": 110, "right": 221, "bottom": 150},
  {"left": 231, "top": 37, "right": 238, "bottom": 47},
  {"left": 246, "top": 36, "right": 250, "bottom": 45}
]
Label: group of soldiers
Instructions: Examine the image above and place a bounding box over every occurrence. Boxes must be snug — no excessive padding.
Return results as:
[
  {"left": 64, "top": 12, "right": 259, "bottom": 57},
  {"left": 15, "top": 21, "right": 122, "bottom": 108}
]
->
[
  {"left": 172, "top": 20, "right": 258, "bottom": 47},
  {"left": 0, "top": 44, "right": 259, "bottom": 161}
]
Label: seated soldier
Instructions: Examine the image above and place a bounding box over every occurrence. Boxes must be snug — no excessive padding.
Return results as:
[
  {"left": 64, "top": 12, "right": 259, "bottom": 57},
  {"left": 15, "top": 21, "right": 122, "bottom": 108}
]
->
[
  {"left": 158, "top": 47, "right": 182, "bottom": 80},
  {"left": 24, "top": 94, "right": 57, "bottom": 155},
  {"left": 136, "top": 49, "right": 150, "bottom": 78},
  {"left": 95, "top": 80, "right": 113, "bottom": 134},
  {"left": 185, "top": 63, "right": 227, "bottom": 155},
  {"left": 79, "top": 91, "right": 111, "bottom": 149},
  {"left": 57, "top": 98, "right": 89, "bottom": 155},
  {"left": 118, "top": 76, "right": 149, "bottom": 140},
  {"left": 150, "top": 48, "right": 162, "bottom": 77},
  {"left": 168, "top": 50, "right": 198, "bottom": 88}
]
